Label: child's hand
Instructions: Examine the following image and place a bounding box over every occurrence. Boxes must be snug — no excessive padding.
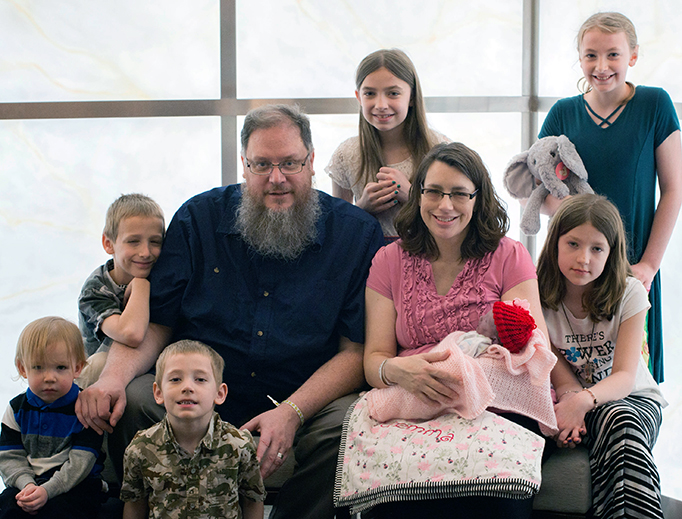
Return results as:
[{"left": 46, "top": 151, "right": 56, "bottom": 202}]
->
[
  {"left": 554, "top": 424, "right": 585, "bottom": 449},
  {"left": 377, "top": 167, "right": 411, "bottom": 203},
  {"left": 16, "top": 483, "right": 48, "bottom": 513},
  {"left": 356, "top": 180, "right": 399, "bottom": 214},
  {"left": 629, "top": 261, "right": 655, "bottom": 291},
  {"left": 553, "top": 392, "right": 590, "bottom": 448},
  {"left": 123, "top": 277, "right": 151, "bottom": 307}
]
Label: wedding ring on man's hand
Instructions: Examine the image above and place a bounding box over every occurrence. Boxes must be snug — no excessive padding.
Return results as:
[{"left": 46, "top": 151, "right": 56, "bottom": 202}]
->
[{"left": 277, "top": 452, "right": 284, "bottom": 459}]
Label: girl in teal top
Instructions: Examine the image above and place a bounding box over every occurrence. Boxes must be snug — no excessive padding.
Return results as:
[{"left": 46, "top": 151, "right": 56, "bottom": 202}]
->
[{"left": 539, "top": 12, "right": 682, "bottom": 383}]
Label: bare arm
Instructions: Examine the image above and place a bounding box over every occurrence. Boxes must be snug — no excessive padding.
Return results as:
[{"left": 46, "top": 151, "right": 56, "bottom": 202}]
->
[
  {"left": 632, "top": 130, "right": 682, "bottom": 289},
  {"left": 76, "top": 323, "right": 171, "bottom": 434},
  {"left": 502, "top": 280, "right": 588, "bottom": 447},
  {"left": 122, "top": 499, "right": 148, "bottom": 519},
  {"left": 553, "top": 310, "right": 646, "bottom": 447},
  {"left": 100, "top": 278, "right": 151, "bottom": 347},
  {"left": 332, "top": 182, "right": 354, "bottom": 203},
  {"left": 499, "top": 278, "right": 549, "bottom": 339},
  {"left": 363, "top": 287, "right": 459, "bottom": 405},
  {"left": 241, "top": 497, "right": 265, "bottom": 519},
  {"left": 243, "top": 335, "right": 365, "bottom": 479}
]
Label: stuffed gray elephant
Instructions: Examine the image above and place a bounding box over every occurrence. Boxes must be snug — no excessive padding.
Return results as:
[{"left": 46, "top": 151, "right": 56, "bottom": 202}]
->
[{"left": 503, "top": 135, "right": 593, "bottom": 235}]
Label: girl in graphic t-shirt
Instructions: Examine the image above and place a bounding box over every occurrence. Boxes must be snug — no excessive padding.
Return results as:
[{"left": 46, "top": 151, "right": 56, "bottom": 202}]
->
[{"left": 537, "top": 194, "right": 666, "bottom": 519}]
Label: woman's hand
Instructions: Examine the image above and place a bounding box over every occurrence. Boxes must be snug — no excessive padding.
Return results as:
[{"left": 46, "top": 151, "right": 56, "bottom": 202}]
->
[
  {"left": 383, "top": 350, "right": 461, "bottom": 405},
  {"left": 553, "top": 391, "right": 590, "bottom": 448},
  {"left": 377, "top": 167, "right": 411, "bottom": 203}
]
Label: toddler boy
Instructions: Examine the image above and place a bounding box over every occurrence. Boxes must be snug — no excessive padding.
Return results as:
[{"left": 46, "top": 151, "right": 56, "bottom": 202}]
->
[
  {"left": 120, "top": 340, "right": 265, "bottom": 519},
  {"left": 0, "top": 317, "right": 105, "bottom": 518},
  {"left": 77, "top": 193, "right": 164, "bottom": 386}
]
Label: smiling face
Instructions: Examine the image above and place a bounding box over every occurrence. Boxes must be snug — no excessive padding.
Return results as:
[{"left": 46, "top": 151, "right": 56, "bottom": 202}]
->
[
  {"left": 103, "top": 215, "right": 164, "bottom": 285},
  {"left": 355, "top": 67, "right": 412, "bottom": 136},
  {"left": 242, "top": 124, "right": 314, "bottom": 212},
  {"left": 153, "top": 352, "right": 227, "bottom": 430},
  {"left": 18, "top": 341, "right": 82, "bottom": 404},
  {"left": 419, "top": 160, "right": 477, "bottom": 251},
  {"left": 558, "top": 222, "right": 611, "bottom": 291},
  {"left": 579, "top": 29, "right": 638, "bottom": 98}
]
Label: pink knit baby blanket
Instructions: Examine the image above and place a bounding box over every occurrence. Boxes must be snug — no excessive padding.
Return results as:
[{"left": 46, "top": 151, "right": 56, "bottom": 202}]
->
[{"left": 366, "top": 329, "right": 558, "bottom": 436}]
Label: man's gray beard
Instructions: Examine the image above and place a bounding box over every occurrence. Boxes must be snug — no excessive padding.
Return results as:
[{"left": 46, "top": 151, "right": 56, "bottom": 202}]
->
[{"left": 235, "top": 188, "right": 321, "bottom": 261}]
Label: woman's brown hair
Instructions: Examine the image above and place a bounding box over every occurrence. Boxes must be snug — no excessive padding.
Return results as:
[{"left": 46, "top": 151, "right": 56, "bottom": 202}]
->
[{"left": 395, "top": 142, "right": 508, "bottom": 260}]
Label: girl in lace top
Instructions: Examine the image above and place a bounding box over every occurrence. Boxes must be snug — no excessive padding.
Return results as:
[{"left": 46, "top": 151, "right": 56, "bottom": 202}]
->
[{"left": 326, "top": 48, "right": 448, "bottom": 239}]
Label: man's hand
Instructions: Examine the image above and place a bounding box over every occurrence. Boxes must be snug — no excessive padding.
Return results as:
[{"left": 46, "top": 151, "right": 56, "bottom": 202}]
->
[
  {"left": 242, "top": 404, "right": 301, "bottom": 479},
  {"left": 75, "top": 376, "right": 128, "bottom": 434},
  {"left": 16, "top": 484, "right": 48, "bottom": 513}
]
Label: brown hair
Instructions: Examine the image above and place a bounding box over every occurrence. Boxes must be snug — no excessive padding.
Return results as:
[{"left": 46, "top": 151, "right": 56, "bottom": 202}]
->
[
  {"left": 537, "top": 194, "right": 631, "bottom": 322},
  {"left": 355, "top": 49, "right": 436, "bottom": 188},
  {"left": 15, "top": 317, "right": 86, "bottom": 374},
  {"left": 103, "top": 193, "right": 165, "bottom": 241},
  {"left": 241, "top": 104, "right": 313, "bottom": 155},
  {"left": 155, "top": 340, "right": 225, "bottom": 389},
  {"left": 395, "top": 142, "right": 508, "bottom": 260}
]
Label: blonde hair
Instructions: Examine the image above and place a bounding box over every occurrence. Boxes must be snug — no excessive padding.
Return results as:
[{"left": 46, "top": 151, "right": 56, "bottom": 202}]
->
[
  {"left": 15, "top": 317, "right": 86, "bottom": 374},
  {"left": 537, "top": 194, "right": 631, "bottom": 322},
  {"left": 355, "top": 49, "right": 437, "bottom": 188},
  {"left": 103, "top": 193, "right": 165, "bottom": 241},
  {"left": 577, "top": 12, "right": 638, "bottom": 53},
  {"left": 155, "top": 340, "right": 224, "bottom": 389},
  {"left": 576, "top": 12, "right": 638, "bottom": 99}
]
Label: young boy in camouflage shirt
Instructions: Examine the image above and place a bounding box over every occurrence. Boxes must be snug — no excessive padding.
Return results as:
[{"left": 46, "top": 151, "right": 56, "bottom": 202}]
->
[{"left": 120, "top": 340, "right": 265, "bottom": 519}]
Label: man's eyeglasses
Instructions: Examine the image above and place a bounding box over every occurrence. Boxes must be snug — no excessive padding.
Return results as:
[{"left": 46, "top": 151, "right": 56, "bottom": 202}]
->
[
  {"left": 245, "top": 153, "right": 310, "bottom": 176},
  {"left": 420, "top": 185, "right": 479, "bottom": 203}
]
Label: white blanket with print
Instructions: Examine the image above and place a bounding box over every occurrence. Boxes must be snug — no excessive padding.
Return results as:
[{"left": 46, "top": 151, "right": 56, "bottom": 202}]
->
[{"left": 334, "top": 394, "right": 545, "bottom": 513}]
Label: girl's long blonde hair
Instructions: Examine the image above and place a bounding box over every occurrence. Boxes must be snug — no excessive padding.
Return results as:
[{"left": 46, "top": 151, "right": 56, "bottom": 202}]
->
[{"left": 355, "top": 49, "right": 436, "bottom": 187}]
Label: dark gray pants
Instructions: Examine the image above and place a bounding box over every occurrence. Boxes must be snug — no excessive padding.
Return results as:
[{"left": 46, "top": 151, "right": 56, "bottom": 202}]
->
[{"left": 269, "top": 393, "right": 357, "bottom": 519}]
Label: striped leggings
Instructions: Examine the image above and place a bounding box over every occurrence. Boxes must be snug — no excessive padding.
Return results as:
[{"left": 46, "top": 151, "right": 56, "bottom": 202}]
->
[{"left": 583, "top": 395, "right": 663, "bottom": 519}]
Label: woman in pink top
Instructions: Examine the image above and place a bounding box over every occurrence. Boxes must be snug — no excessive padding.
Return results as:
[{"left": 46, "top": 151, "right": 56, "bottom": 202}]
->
[{"left": 364, "top": 142, "right": 549, "bottom": 518}]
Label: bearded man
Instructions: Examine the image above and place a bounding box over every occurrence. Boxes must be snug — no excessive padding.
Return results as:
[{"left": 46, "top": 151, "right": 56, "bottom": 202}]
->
[{"left": 76, "top": 104, "right": 384, "bottom": 519}]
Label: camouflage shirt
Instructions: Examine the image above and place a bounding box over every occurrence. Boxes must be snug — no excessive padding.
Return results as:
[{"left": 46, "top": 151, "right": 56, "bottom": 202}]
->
[{"left": 120, "top": 412, "right": 265, "bottom": 518}]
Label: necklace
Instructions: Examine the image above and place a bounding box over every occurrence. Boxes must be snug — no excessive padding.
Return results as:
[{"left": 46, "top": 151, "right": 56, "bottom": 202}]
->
[{"left": 561, "top": 302, "right": 596, "bottom": 383}]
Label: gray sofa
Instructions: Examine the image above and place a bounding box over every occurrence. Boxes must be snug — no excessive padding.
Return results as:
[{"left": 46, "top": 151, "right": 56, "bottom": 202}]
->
[{"left": 263, "top": 443, "right": 592, "bottom": 518}]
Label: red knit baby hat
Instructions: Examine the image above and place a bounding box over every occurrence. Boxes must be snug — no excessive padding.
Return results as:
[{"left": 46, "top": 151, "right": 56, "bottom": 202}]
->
[{"left": 492, "top": 300, "right": 537, "bottom": 353}]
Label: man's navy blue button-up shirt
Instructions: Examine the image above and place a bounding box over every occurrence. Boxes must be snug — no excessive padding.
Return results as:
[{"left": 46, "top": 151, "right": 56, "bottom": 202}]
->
[{"left": 149, "top": 185, "right": 383, "bottom": 425}]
